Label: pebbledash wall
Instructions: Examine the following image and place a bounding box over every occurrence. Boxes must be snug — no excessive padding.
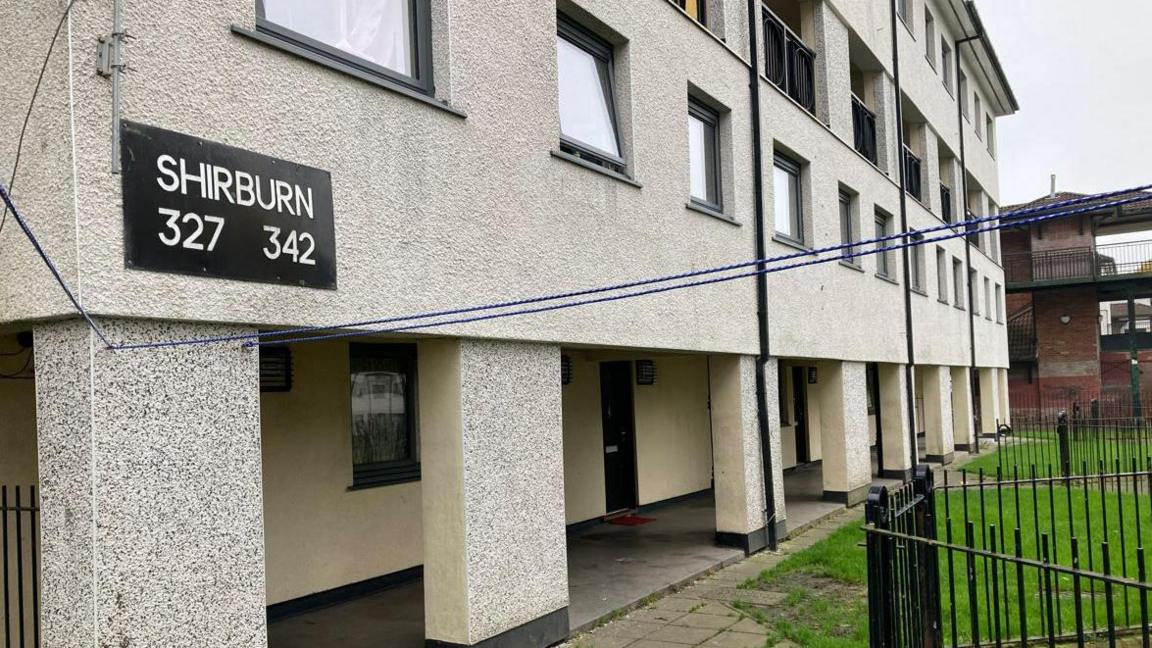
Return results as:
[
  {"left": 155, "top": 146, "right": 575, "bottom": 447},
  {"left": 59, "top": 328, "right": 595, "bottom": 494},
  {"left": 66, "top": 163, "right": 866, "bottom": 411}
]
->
[{"left": 0, "top": 0, "right": 1015, "bottom": 646}]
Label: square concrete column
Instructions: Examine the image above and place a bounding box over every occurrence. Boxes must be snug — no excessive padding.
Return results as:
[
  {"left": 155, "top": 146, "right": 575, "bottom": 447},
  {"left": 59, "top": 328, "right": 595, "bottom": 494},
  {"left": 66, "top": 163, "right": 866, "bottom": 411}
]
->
[
  {"left": 878, "top": 364, "right": 913, "bottom": 481},
  {"left": 998, "top": 368, "right": 1011, "bottom": 428},
  {"left": 951, "top": 366, "right": 977, "bottom": 452},
  {"left": 816, "top": 361, "right": 872, "bottom": 505},
  {"left": 709, "top": 355, "right": 780, "bottom": 553},
  {"left": 921, "top": 366, "right": 955, "bottom": 464},
  {"left": 978, "top": 367, "right": 1001, "bottom": 438},
  {"left": 420, "top": 339, "right": 568, "bottom": 648},
  {"left": 873, "top": 74, "right": 899, "bottom": 175},
  {"left": 34, "top": 319, "right": 265, "bottom": 648},
  {"left": 812, "top": 1, "right": 851, "bottom": 139}
]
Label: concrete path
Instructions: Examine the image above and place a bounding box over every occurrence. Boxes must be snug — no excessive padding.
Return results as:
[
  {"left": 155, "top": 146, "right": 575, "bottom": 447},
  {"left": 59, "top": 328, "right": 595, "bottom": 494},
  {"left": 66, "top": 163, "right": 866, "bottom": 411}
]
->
[{"left": 561, "top": 509, "right": 862, "bottom": 648}]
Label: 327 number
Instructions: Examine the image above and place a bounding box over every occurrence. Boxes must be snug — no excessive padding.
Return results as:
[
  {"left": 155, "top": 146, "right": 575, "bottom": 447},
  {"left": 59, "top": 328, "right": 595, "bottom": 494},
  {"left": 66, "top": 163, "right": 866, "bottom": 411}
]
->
[
  {"left": 262, "top": 226, "right": 317, "bottom": 266},
  {"left": 158, "top": 208, "right": 225, "bottom": 251}
]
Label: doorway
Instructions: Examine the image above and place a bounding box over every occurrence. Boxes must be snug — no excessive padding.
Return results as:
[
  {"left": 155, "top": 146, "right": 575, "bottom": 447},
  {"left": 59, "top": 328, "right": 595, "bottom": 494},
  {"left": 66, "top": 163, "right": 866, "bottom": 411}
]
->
[
  {"left": 867, "top": 363, "right": 884, "bottom": 475},
  {"left": 600, "top": 361, "right": 637, "bottom": 514},
  {"left": 791, "top": 366, "right": 810, "bottom": 464}
]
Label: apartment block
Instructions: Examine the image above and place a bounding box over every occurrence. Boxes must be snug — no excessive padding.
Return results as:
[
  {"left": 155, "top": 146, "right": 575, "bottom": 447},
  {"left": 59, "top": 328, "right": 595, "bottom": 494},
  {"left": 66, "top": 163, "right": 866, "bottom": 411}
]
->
[{"left": 0, "top": 0, "right": 1014, "bottom": 646}]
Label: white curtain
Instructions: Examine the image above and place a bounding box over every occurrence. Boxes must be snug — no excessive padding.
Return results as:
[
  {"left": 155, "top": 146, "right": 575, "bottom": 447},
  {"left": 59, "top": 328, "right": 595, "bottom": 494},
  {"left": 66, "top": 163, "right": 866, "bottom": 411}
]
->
[{"left": 265, "top": 0, "right": 413, "bottom": 76}]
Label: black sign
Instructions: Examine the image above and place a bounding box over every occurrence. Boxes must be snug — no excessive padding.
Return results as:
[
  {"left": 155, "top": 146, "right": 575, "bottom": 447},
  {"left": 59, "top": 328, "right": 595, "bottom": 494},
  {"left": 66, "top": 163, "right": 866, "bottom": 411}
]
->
[{"left": 121, "top": 121, "right": 337, "bottom": 289}]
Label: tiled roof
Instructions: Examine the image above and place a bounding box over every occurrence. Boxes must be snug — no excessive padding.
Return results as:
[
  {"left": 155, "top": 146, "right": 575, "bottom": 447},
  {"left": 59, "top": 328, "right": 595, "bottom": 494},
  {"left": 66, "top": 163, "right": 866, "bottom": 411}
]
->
[{"left": 1003, "top": 190, "right": 1152, "bottom": 220}]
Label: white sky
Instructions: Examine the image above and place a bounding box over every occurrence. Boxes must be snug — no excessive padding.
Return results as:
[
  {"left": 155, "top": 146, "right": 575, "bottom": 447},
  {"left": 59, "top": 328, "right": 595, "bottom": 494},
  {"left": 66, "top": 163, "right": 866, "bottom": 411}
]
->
[{"left": 978, "top": 1, "right": 1152, "bottom": 206}]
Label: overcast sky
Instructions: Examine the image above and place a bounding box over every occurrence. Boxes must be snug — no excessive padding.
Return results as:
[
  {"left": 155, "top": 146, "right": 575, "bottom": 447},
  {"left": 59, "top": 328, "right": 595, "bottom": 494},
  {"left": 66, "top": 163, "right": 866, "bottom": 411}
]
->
[{"left": 978, "top": 1, "right": 1152, "bottom": 207}]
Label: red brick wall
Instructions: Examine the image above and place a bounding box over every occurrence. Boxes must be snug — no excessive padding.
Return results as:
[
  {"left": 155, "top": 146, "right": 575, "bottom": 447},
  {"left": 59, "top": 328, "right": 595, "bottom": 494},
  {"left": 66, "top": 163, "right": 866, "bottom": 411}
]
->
[
  {"left": 1033, "top": 286, "right": 1101, "bottom": 397},
  {"left": 1101, "top": 349, "right": 1152, "bottom": 395},
  {"left": 1031, "top": 216, "right": 1093, "bottom": 253}
]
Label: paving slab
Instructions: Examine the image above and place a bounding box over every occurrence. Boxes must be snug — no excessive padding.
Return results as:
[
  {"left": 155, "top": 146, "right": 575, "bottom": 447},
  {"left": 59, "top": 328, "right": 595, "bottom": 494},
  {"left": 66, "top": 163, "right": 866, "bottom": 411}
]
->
[{"left": 699, "top": 631, "right": 771, "bottom": 647}]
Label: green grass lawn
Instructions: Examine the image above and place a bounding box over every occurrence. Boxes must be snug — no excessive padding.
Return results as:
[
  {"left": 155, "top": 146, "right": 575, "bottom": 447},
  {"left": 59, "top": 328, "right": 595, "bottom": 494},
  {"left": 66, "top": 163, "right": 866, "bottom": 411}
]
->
[
  {"left": 740, "top": 484, "right": 1152, "bottom": 646},
  {"left": 961, "top": 426, "right": 1152, "bottom": 479}
]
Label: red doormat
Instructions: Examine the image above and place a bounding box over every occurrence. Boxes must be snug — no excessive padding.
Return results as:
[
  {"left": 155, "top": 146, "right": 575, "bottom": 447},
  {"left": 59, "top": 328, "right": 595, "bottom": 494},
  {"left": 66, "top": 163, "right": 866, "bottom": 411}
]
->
[{"left": 607, "top": 515, "right": 655, "bottom": 526}]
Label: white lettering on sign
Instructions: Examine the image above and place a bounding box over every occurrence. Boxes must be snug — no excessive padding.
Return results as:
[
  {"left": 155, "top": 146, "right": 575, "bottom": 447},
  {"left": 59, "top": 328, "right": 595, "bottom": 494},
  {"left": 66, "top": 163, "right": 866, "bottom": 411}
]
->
[{"left": 156, "top": 154, "right": 314, "bottom": 219}]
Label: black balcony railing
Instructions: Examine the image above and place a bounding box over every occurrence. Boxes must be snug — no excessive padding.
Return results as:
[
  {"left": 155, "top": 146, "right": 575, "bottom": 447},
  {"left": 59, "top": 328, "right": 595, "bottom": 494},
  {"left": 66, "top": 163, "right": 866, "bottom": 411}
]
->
[
  {"left": 851, "top": 95, "right": 877, "bottom": 164},
  {"left": 763, "top": 8, "right": 815, "bottom": 113},
  {"left": 901, "top": 145, "right": 922, "bottom": 201},
  {"left": 1003, "top": 238, "right": 1152, "bottom": 287},
  {"left": 939, "top": 184, "right": 952, "bottom": 223}
]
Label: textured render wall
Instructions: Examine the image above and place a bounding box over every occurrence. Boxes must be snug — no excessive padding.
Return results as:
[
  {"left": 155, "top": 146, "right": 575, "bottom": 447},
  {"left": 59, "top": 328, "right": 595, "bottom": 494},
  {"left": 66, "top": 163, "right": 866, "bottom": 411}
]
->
[
  {"left": 634, "top": 355, "right": 712, "bottom": 505},
  {"left": 709, "top": 355, "right": 770, "bottom": 536},
  {"left": 35, "top": 319, "right": 265, "bottom": 648},
  {"left": 261, "top": 341, "right": 422, "bottom": 604},
  {"left": 951, "top": 366, "right": 975, "bottom": 447},
  {"left": 561, "top": 353, "right": 606, "bottom": 525},
  {"left": 922, "top": 364, "right": 955, "bottom": 458},
  {"left": 13, "top": 0, "right": 759, "bottom": 358},
  {"left": 814, "top": 360, "right": 871, "bottom": 499},
  {"left": 878, "top": 363, "right": 912, "bottom": 475},
  {"left": 0, "top": 0, "right": 81, "bottom": 323}
]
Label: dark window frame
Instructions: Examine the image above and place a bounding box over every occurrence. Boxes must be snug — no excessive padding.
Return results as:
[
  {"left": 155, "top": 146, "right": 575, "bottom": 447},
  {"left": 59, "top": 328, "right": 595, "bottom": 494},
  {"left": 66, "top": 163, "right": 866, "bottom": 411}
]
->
[
  {"left": 773, "top": 153, "right": 805, "bottom": 245},
  {"left": 676, "top": 0, "right": 708, "bottom": 27},
  {"left": 924, "top": 9, "right": 936, "bottom": 69},
  {"left": 910, "top": 236, "right": 925, "bottom": 293},
  {"left": 255, "top": 0, "right": 434, "bottom": 96},
  {"left": 557, "top": 16, "right": 627, "bottom": 172},
  {"left": 349, "top": 342, "right": 420, "bottom": 489},
  {"left": 688, "top": 98, "right": 723, "bottom": 213},
  {"left": 874, "top": 210, "right": 893, "bottom": 279},
  {"left": 839, "top": 189, "right": 858, "bottom": 265}
]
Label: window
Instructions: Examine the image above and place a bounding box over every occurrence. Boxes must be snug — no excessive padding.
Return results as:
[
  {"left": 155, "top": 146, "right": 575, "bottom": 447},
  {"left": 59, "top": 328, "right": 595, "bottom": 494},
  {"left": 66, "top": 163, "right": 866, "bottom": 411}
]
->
[
  {"left": 936, "top": 248, "right": 948, "bottom": 302},
  {"left": 896, "top": 0, "right": 910, "bottom": 26},
  {"left": 875, "top": 210, "right": 893, "bottom": 279},
  {"left": 677, "top": 0, "right": 707, "bottom": 26},
  {"left": 688, "top": 99, "right": 722, "bottom": 211},
  {"left": 953, "top": 258, "right": 965, "bottom": 307},
  {"left": 941, "top": 41, "right": 953, "bottom": 94},
  {"left": 970, "top": 270, "right": 980, "bottom": 315},
  {"left": 557, "top": 17, "right": 624, "bottom": 171},
  {"left": 910, "top": 237, "right": 925, "bottom": 292},
  {"left": 774, "top": 153, "right": 804, "bottom": 244},
  {"left": 974, "top": 95, "right": 983, "bottom": 138},
  {"left": 984, "top": 277, "right": 993, "bottom": 320},
  {"left": 839, "top": 190, "right": 857, "bottom": 263},
  {"left": 924, "top": 10, "right": 936, "bottom": 68},
  {"left": 986, "top": 115, "right": 996, "bottom": 155},
  {"left": 995, "top": 284, "right": 1004, "bottom": 322},
  {"left": 257, "top": 0, "right": 433, "bottom": 94},
  {"left": 350, "top": 343, "right": 419, "bottom": 488},
  {"left": 959, "top": 71, "right": 969, "bottom": 119}
]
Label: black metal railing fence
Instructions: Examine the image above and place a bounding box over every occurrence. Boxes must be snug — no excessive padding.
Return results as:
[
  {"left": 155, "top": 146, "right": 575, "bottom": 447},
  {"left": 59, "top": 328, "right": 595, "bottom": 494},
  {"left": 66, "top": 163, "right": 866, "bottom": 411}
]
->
[
  {"left": 763, "top": 7, "right": 815, "bottom": 113},
  {"left": 852, "top": 95, "right": 878, "bottom": 164},
  {"left": 2, "top": 486, "right": 39, "bottom": 648}
]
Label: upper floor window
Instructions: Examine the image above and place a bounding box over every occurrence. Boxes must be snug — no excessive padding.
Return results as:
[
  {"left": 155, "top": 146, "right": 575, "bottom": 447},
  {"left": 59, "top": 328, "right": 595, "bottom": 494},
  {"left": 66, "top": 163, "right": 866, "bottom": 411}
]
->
[
  {"left": 557, "top": 17, "right": 625, "bottom": 172},
  {"left": 959, "top": 71, "right": 969, "bottom": 120},
  {"left": 258, "top": 0, "right": 433, "bottom": 94},
  {"left": 875, "top": 210, "right": 893, "bottom": 279},
  {"left": 924, "top": 10, "right": 936, "bottom": 69},
  {"left": 941, "top": 41, "right": 954, "bottom": 94},
  {"left": 974, "top": 95, "right": 983, "bottom": 138},
  {"left": 936, "top": 248, "right": 949, "bottom": 303},
  {"left": 984, "top": 277, "right": 993, "bottom": 320},
  {"left": 986, "top": 115, "right": 996, "bottom": 156},
  {"left": 995, "top": 284, "right": 1004, "bottom": 322},
  {"left": 952, "top": 258, "right": 965, "bottom": 308},
  {"left": 910, "top": 237, "right": 925, "bottom": 292},
  {"left": 839, "top": 189, "right": 858, "bottom": 264},
  {"left": 896, "top": 0, "right": 910, "bottom": 26},
  {"left": 773, "top": 153, "right": 804, "bottom": 244},
  {"left": 350, "top": 343, "right": 420, "bottom": 488},
  {"left": 688, "top": 99, "right": 722, "bottom": 211},
  {"left": 677, "top": 0, "right": 708, "bottom": 26}
]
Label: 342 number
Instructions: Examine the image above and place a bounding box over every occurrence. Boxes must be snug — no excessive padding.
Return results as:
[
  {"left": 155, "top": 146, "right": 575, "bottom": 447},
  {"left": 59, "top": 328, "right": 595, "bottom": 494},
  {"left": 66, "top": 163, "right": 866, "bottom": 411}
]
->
[
  {"left": 158, "top": 208, "right": 225, "bottom": 251},
  {"left": 262, "top": 226, "right": 317, "bottom": 266}
]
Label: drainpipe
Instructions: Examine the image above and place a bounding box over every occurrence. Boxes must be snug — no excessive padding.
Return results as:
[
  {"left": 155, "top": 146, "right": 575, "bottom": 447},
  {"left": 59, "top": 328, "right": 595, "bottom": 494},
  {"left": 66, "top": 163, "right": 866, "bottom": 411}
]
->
[
  {"left": 746, "top": 0, "right": 778, "bottom": 550},
  {"left": 889, "top": 0, "right": 919, "bottom": 473},
  {"left": 957, "top": 33, "right": 980, "bottom": 450}
]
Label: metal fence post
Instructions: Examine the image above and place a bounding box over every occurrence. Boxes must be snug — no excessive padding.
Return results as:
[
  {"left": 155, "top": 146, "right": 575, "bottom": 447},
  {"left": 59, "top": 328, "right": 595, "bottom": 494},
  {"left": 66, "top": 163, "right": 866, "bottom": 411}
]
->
[
  {"left": 1057, "top": 410, "right": 1071, "bottom": 477},
  {"left": 913, "top": 465, "right": 941, "bottom": 647},
  {"left": 867, "top": 486, "right": 895, "bottom": 648}
]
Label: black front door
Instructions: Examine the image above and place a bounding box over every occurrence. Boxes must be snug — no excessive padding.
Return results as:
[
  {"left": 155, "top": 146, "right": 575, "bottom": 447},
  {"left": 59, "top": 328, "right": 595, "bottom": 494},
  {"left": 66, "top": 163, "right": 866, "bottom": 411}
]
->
[
  {"left": 868, "top": 363, "right": 884, "bottom": 475},
  {"left": 792, "top": 366, "right": 810, "bottom": 464},
  {"left": 600, "top": 361, "right": 637, "bottom": 513}
]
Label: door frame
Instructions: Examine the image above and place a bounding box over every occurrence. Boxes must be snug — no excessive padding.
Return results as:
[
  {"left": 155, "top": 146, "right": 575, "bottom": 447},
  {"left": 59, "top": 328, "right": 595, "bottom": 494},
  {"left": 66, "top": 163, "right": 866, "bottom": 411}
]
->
[
  {"left": 599, "top": 360, "right": 639, "bottom": 514},
  {"left": 791, "top": 366, "right": 810, "bottom": 465}
]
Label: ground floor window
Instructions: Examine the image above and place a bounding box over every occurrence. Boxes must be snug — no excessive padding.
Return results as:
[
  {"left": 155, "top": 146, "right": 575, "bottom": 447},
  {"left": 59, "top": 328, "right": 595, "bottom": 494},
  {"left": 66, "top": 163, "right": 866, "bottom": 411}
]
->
[{"left": 349, "top": 342, "right": 420, "bottom": 488}]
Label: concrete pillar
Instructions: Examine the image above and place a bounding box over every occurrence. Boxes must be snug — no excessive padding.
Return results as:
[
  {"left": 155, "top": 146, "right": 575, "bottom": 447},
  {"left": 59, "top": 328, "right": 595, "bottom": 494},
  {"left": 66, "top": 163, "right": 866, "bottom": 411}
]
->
[
  {"left": 922, "top": 366, "right": 955, "bottom": 464},
  {"left": 951, "top": 366, "right": 977, "bottom": 452},
  {"left": 420, "top": 339, "right": 568, "bottom": 647},
  {"left": 812, "top": 1, "right": 851, "bottom": 140},
  {"left": 874, "top": 74, "right": 899, "bottom": 175},
  {"left": 998, "top": 368, "right": 1011, "bottom": 428},
  {"left": 34, "top": 319, "right": 265, "bottom": 648},
  {"left": 979, "top": 367, "right": 1001, "bottom": 438},
  {"left": 709, "top": 355, "right": 776, "bottom": 553},
  {"left": 878, "top": 363, "right": 913, "bottom": 480},
  {"left": 817, "top": 361, "right": 871, "bottom": 505}
]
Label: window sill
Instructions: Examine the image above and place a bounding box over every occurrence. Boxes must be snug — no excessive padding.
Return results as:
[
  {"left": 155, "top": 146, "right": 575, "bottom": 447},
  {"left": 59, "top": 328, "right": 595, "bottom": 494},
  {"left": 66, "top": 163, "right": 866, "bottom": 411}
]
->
[
  {"left": 839, "top": 259, "right": 865, "bottom": 272},
  {"left": 771, "top": 234, "right": 811, "bottom": 254},
  {"left": 551, "top": 150, "right": 643, "bottom": 189},
  {"left": 954, "top": 303, "right": 966, "bottom": 312},
  {"left": 348, "top": 473, "right": 421, "bottom": 491},
  {"left": 911, "top": 286, "right": 929, "bottom": 297},
  {"left": 349, "top": 460, "right": 421, "bottom": 490},
  {"left": 938, "top": 297, "right": 951, "bottom": 306},
  {"left": 875, "top": 273, "right": 900, "bottom": 286},
  {"left": 686, "top": 201, "right": 739, "bottom": 226},
  {"left": 232, "top": 25, "right": 467, "bottom": 119}
]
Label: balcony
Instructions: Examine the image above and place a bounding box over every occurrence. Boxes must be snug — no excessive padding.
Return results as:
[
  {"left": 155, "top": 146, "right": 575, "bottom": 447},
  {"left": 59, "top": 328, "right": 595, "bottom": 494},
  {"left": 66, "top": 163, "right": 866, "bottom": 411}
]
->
[
  {"left": 902, "top": 145, "right": 922, "bottom": 201},
  {"left": 851, "top": 95, "right": 877, "bottom": 164},
  {"left": 1003, "top": 238, "right": 1152, "bottom": 290},
  {"left": 940, "top": 184, "right": 953, "bottom": 223},
  {"left": 763, "top": 7, "right": 815, "bottom": 114}
]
